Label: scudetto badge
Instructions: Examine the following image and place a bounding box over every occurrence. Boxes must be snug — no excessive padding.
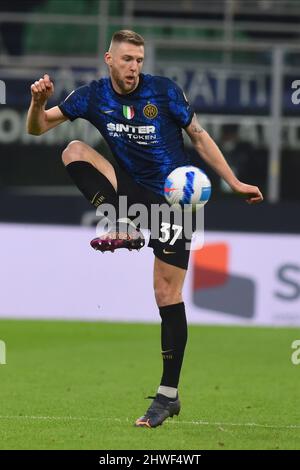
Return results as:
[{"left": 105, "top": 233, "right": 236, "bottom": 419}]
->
[{"left": 143, "top": 103, "right": 158, "bottom": 119}]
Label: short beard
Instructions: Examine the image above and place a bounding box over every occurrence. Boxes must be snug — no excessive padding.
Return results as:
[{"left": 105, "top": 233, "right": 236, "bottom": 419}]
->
[
  {"left": 115, "top": 77, "right": 127, "bottom": 93},
  {"left": 111, "top": 70, "right": 136, "bottom": 94}
]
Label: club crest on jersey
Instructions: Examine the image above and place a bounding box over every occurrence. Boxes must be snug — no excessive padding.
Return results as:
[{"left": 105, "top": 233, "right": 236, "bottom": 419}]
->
[
  {"left": 123, "top": 105, "right": 135, "bottom": 120},
  {"left": 143, "top": 103, "right": 158, "bottom": 119}
]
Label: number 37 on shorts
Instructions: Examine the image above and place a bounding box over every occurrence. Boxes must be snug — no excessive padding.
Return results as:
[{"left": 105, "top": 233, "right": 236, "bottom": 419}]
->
[{"left": 158, "top": 223, "right": 183, "bottom": 245}]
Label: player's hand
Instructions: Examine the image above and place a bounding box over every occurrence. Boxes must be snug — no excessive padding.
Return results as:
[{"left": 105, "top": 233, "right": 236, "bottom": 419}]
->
[
  {"left": 30, "top": 74, "right": 54, "bottom": 105},
  {"left": 232, "top": 181, "right": 264, "bottom": 204}
]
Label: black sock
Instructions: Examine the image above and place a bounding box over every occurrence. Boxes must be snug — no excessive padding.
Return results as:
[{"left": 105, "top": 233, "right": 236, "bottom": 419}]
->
[
  {"left": 66, "top": 161, "right": 118, "bottom": 208},
  {"left": 159, "top": 302, "right": 188, "bottom": 389}
]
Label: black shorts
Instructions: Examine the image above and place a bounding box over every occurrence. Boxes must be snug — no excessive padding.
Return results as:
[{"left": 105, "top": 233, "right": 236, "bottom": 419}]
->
[{"left": 114, "top": 165, "right": 193, "bottom": 270}]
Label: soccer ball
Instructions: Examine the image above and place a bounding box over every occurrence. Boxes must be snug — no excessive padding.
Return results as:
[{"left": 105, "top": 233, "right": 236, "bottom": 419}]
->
[{"left": 164, "top": 165, "right": 211, "bottom": 209}]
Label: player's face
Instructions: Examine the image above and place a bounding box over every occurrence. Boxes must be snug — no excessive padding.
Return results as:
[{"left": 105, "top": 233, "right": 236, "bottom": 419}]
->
[{"left": 105, "top": 42, "right": 144, "bottom": 94}]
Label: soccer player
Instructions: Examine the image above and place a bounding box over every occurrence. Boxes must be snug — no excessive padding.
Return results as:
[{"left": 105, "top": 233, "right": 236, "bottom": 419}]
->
[{"left": 27, "top": 30, "right": 263, "bottom": 428}]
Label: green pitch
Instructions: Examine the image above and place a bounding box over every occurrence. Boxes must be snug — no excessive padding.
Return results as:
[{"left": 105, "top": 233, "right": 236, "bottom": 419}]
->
[{"left": 0, "top": 319, "right": 300, "bottom": 450}]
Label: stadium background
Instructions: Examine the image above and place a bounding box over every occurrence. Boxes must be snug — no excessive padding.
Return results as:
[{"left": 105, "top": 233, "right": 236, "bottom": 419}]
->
[{"left": 1, "top": 0, "right": 300, "bottom": 450}]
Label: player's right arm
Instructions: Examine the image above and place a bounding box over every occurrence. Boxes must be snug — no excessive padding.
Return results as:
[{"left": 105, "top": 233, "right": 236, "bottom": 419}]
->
[{"left": 27, "top": 74, "right": 68, "bottom": 135}]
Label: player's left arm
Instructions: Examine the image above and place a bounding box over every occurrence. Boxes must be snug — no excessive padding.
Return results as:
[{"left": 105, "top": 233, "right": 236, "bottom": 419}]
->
[{"left": 184, "top": 114, "right": 263, "bottom": 204}]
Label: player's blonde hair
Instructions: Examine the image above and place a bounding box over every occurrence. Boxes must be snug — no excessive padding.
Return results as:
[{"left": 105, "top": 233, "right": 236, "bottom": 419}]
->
[{"left": 111, "top": 30, "right": 145, "bottom": 47}]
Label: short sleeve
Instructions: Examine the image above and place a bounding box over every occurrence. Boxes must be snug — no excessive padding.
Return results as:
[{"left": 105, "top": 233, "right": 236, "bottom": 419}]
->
[
  {"left": 168, "top": 81, "right": 194, "bottom": 128},
  {"left": 58, "top": 85, "right": 90, "bottom": 121}
]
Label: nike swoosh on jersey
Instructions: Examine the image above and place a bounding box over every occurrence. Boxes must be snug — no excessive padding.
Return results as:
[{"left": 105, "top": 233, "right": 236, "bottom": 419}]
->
[{"left": 102, "top": 109, "right": 114, "bottom": 114}]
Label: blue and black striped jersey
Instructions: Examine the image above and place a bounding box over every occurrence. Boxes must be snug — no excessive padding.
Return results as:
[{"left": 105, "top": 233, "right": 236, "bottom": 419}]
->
[{"left": 59, "top": 73, "right": 194, "bottom": 195}]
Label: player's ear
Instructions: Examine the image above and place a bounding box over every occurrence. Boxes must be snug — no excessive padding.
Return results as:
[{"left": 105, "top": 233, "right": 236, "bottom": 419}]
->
[{"left": 104, "top": 52, "right": 112, "bottom": 66}]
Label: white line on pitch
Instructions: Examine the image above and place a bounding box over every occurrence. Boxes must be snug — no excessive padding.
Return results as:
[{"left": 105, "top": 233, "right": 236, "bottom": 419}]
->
[
  {"left": 0, "top": 415, "right": 124, "bottom": 422},
  {"left": 167, "top": 420, "right": 300, "bottom": 430},
  {"left": 0, "top": 415, "right": 299, "bottom": 430}
]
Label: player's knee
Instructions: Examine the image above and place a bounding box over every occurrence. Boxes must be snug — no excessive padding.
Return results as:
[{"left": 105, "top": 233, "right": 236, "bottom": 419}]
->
[
  {"left": 154, "top": 277, "right": 182, "bottom": 307},
  {"left": 62, "top": 140, "right": 87, "bottom": 166}
]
